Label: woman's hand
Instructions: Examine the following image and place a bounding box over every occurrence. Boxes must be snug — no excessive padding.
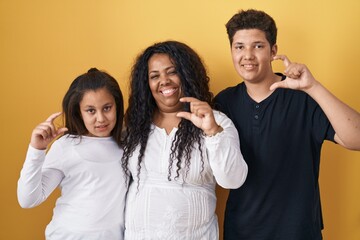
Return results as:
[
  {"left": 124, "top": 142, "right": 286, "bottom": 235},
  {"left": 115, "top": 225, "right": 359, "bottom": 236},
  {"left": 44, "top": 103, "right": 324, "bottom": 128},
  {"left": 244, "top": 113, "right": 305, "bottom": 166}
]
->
[{"left": 176, "top": 97, "right": 222, "bottom": 136}]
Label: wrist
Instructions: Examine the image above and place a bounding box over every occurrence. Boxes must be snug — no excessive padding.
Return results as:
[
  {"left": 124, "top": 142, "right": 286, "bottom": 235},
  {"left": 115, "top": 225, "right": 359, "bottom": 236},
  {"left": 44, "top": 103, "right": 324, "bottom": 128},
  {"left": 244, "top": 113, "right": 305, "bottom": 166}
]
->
[
  {"left": 204, "top": 125, "right": 223, "bottom": 137},
  {"left": 304, "top": 80, "right": 322, "bottom": 95}
]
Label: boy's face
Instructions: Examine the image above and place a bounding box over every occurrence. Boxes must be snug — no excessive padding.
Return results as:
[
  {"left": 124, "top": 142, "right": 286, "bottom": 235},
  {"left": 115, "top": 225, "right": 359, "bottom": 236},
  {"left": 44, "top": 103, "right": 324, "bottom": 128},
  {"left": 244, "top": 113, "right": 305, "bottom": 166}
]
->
[{"left": 231, "top": 29, "right": 277, "bottom": 84}]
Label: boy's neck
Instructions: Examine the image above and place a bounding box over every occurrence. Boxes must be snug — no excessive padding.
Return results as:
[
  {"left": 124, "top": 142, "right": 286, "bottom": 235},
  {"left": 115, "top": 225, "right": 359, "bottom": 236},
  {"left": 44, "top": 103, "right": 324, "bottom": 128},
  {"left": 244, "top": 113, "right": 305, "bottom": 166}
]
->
[{"left": 244, "top": 73, "right": 282, "bottom": 103}]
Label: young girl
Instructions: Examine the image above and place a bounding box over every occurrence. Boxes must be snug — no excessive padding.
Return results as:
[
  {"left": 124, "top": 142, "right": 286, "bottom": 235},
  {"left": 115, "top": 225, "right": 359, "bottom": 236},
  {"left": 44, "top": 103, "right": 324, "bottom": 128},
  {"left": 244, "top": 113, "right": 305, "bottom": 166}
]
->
[{"left": 17, "top": 68, "right": 127, "bottom": 240}]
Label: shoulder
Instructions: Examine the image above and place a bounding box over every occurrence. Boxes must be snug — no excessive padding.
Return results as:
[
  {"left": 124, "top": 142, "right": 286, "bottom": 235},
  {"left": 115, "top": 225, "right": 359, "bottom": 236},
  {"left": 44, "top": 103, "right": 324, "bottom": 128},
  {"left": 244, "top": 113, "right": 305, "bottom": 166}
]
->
[
  {"left": 49, "top": 135, "right": 84, "bottom": 154},
  {"left": 52, "top": 134, "right": 80, "bottom": 146},
  {"left": 274, "top": 89, "right": 323, "bottom": 122},
  {"left": 51, "top": 134, "right": 69, "bottom": 147},
  {"left": 215, "top": 83, "right": 244, "bottom": 99},
  {"left": 278, "top": 88, "right": 317, "bottom": 106},
  {"left": 214, "top": 83, "right": 244, "bottom": 109},
  {"left": 214, "top": 83, "right": 245, "bottom": 113}
]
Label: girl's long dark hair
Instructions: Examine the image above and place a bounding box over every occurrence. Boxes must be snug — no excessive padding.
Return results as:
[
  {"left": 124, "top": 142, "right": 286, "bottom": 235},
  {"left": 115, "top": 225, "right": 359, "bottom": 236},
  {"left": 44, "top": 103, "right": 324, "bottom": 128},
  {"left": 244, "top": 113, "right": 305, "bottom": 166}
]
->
[
  {"left": 121, "top": 41, "right": 213, "bottom": 183},
  {"left": 62, "top": 68, "right": 124, "bottom": 147}
]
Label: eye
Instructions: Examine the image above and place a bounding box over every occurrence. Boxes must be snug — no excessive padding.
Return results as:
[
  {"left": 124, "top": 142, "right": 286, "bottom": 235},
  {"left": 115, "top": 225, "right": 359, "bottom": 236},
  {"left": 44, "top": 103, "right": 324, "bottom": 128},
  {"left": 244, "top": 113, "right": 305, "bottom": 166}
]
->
[
  {"left": 149, "top": 74, "right": 159, "bottom": 80},
  {"left": 86, "top": 108, "right": 95, "bottom": 114},
  {"left": 167, "top": 69, "right": 177, "bottom": 75},
  {"left": 104, "top": 106, "right": 112, "bottom": 112},
  {"left": 234, "top": 45, "right": 244, "bottom": 50},
  {"left": 255, "top": 44, "right": 264, "bottom": 49}
]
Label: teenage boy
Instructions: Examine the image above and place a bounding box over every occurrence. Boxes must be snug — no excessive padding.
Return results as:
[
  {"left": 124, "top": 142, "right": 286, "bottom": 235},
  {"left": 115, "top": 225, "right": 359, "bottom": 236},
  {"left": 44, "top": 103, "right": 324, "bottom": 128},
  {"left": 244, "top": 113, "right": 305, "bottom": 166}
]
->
[{"left": 214, "top": 9, "right": 360, "bottom": 240}]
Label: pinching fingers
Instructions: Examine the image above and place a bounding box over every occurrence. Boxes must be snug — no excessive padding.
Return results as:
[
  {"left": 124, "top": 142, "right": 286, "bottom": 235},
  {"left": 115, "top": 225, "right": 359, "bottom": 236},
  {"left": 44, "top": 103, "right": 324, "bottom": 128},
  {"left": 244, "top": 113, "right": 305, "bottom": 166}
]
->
[
  {"left": 273, "top": 55, "right": 292, "bottom": 67},
  {"left": 284, "top": 63, "right": 304, "bottom": 79},
  {"left": 46, "top": 112, "right": 62, "bottom": 123},
  {"left": 30, "top": 112, "right": 66, "bottom": 150},
  {"left": 36, "top": 122, "right": 56, "bottom": 140},
  {"left": 190, "top": 101, "right": 212, "bottom": 118}
]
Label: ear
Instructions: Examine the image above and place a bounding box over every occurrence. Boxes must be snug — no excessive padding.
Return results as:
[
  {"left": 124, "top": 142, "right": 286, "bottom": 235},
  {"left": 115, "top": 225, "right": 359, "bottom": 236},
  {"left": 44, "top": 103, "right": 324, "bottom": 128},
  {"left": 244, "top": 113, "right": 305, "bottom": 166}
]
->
[{"left": 271, "top": 44, "right": 278, "bottom": 57}]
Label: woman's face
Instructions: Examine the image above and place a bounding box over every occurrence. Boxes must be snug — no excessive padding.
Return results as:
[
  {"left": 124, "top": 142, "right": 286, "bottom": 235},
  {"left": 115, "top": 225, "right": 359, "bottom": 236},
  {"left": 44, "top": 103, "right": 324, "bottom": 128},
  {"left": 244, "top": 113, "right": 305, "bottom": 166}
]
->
[{"left": 148, "top": 53, "right": 183, "bottom": 113}]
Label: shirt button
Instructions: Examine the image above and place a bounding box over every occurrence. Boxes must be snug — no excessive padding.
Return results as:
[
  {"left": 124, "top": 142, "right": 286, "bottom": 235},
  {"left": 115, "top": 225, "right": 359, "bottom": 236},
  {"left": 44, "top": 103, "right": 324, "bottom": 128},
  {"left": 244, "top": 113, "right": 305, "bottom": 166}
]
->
[
  {"left": 255, "top": 105, "right": 259, "bottom": 109},
  {"left": 254, "top": 115, "right": 259, "bottom": 119}
]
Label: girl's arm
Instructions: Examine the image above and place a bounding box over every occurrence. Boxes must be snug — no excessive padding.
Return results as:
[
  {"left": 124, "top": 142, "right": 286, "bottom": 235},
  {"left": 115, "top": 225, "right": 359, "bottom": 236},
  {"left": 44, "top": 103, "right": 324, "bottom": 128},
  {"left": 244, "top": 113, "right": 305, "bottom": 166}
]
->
[
  {"left": 17, "top": 145, "right": 64, "bottom": 208},
  {"left": 17, "top": 112, "right": 67, "bottom": 208}
]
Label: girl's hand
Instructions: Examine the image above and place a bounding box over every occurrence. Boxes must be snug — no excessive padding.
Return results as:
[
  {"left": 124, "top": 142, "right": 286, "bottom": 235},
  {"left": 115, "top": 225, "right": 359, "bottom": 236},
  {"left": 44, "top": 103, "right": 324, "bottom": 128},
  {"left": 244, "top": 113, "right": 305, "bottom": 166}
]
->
[{"left": 30, "top": 112, "right": 68, "bottom": 150}]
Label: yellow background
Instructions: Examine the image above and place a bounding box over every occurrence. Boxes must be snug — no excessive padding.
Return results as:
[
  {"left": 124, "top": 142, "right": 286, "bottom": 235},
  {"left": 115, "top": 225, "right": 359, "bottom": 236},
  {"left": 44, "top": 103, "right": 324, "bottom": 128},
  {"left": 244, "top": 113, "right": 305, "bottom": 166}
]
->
[{"left": 1, "top": 1, "right": 359, "bottom": 239}]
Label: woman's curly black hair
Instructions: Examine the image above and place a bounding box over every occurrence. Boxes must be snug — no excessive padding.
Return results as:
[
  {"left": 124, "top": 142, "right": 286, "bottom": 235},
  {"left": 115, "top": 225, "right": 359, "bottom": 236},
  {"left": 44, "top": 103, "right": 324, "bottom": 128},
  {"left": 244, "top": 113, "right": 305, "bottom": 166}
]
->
[{"left": 121, "top": 40, "right": 213, "bottom": 183}]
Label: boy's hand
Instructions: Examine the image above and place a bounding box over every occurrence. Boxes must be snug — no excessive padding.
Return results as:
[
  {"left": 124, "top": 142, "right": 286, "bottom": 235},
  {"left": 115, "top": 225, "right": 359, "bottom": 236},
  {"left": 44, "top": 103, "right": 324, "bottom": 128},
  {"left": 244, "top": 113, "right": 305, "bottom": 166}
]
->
[{"left": 270, "top": 55, "right": 318, "bottom": 92}]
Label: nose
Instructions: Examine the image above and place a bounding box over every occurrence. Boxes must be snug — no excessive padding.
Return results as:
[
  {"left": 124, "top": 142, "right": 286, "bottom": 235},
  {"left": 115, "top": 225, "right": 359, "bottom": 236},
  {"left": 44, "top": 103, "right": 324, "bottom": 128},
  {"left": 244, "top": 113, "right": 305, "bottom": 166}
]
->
[
  {"left": 243, "top": 47, "right": 254, "bottom": 60},
  {"left": 159, "top": 74, "right": 170, "bottom": 86},
  {"left": 96, "top": 112, "right": 105, "bottom": 123}
]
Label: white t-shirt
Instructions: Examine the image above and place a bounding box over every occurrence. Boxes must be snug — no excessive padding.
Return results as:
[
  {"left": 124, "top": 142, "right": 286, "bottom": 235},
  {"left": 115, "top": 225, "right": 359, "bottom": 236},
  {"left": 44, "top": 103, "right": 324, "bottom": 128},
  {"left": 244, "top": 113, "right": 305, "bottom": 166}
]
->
[
  {"left": 125, "top": 110, "right": 248, "bottom": 240},
  {"left": 17, "top": 135, "right": 127, "bottom": 240}
]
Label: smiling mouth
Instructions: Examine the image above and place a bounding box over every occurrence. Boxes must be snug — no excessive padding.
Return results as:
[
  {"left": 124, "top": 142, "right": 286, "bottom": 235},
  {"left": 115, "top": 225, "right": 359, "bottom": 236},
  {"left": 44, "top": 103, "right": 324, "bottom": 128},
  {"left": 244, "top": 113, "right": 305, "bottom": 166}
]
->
[
  {"left": 242, "top": 64, "right": 257, "bottom": 69},
  {"left": 160, "top": 88, "right": 178, "bottom": 96},
  {"left": 96, "top": 124, "right": 108, "bottom": 129},
  {"left": 240, "top": 64, "right": 258, "bottom": 71}
]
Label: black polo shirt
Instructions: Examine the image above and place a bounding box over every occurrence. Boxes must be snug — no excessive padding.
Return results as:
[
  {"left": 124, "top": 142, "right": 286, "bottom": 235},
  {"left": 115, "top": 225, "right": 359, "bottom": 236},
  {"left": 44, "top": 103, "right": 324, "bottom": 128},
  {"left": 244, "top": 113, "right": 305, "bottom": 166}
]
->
[{"left": 214, "top": 75, "right": 335, "bottom": 240}]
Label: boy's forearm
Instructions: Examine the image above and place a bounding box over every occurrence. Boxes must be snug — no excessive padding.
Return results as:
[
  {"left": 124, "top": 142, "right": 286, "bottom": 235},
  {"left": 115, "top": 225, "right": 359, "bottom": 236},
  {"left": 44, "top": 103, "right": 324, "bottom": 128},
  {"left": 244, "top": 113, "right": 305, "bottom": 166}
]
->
[{"left": 306, "top": 82, "right": 360, "bottom": 150}]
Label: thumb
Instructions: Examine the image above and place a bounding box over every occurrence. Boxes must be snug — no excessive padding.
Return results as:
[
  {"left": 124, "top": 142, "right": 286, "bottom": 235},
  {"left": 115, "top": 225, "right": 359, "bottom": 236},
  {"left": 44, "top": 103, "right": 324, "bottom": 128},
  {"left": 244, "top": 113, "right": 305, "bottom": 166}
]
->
[
  {"left": 270, "top": 81, "right": 289, "bottom": 91},
  {"left": 55, "top": 127, "right": 68, "bottom": 137}
]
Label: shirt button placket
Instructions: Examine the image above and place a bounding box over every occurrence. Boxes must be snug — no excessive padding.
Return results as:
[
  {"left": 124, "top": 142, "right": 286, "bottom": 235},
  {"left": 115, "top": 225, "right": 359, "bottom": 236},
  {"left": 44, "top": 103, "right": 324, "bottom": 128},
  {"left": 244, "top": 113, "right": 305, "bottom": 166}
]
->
[
  {"left": 252, "top": 104, "right": 261, "bottom": 134},
  {"left": 254, "top": 104, "right": 260, "bottom": 120}
]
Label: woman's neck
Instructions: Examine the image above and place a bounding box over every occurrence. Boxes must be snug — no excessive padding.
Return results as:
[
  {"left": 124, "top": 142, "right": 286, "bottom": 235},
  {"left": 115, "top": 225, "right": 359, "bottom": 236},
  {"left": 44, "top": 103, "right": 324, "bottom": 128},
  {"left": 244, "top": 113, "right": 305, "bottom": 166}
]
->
[{"left": 153, "top": 109, "right": 181, "bottom": 135}]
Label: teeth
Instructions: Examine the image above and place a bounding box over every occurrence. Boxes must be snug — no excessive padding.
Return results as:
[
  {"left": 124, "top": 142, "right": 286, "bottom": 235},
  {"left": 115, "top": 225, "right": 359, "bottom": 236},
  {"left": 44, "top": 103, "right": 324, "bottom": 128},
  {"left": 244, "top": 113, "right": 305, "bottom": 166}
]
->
[
  {"left": 242, "top": 64, "right": 257, "bottom": 70},
  {"left": 162, "top": 88, "right": 176, "bottom": 94}
]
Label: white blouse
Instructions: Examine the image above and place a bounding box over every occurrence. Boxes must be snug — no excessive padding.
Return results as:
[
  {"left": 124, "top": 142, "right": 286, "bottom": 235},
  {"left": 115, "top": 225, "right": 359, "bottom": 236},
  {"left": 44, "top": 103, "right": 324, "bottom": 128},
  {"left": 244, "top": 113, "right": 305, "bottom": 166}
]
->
[{"left": 124, "top": 110, "right": 247, "bottom": 240}]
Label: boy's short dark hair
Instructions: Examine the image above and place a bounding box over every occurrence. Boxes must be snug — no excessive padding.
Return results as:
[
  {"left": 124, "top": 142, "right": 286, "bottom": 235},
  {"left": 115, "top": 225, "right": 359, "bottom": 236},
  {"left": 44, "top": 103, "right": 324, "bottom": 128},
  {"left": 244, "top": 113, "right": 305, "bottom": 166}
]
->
[{"left": 226, "top": 9, "right": 277, "bottom": 47}]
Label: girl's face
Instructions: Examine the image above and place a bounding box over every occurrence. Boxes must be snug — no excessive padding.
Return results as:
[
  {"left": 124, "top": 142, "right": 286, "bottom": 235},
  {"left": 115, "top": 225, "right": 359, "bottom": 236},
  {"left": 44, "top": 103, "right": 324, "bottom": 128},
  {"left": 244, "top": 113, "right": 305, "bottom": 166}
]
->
[
  {"left": 147, "top": 53, "right": 183, "bottom": 113},
  {"left": 79, "top": 88, "right": 117, "bottom": 137}
]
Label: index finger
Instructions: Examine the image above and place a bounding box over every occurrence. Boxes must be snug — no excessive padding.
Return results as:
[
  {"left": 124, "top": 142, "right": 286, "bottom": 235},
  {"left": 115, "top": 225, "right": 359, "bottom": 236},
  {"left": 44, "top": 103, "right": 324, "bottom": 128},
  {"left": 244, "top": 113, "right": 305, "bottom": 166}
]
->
[
  {"left": 45, "top": 112, "right": 63, "bottom": 123},
  {"left": 179, "top": 97, "right": 201, "bottom": 103},
  {"left": 273, "top": 55, "right": 292, "bottom": 68}
]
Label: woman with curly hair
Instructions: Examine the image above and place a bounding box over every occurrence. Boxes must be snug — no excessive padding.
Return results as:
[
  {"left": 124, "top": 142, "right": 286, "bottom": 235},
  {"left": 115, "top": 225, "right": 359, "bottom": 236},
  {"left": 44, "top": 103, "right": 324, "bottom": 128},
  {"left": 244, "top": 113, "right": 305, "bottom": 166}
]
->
[{"left": 122, "top": 40, "right": 247, "bottom": 239}]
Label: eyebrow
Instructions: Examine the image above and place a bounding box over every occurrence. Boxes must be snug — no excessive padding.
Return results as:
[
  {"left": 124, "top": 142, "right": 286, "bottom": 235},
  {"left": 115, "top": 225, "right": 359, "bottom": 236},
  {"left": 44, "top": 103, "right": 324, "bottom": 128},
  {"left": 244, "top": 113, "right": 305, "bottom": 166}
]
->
[
  {"left": 234, "top": 40, "right": 266, "bottom": 45},
  {"left": 83, "top": 102, "right": 113, "bottom": 108},
  {"left": 149, "top": 66, "right": 176, "bottom": 74}
]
